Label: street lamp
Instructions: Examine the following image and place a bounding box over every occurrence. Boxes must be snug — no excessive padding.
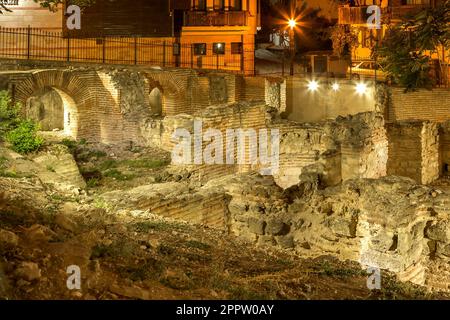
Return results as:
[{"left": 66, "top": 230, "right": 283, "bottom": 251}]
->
[{"left": 288, "top": 19, "right": 297, "bottom": 76}]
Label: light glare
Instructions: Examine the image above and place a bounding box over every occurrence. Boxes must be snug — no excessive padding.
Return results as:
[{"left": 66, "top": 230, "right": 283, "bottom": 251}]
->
[
  {"left": 331, "top": 83, "right": 340, "bottom": 91},
  {"left": 288, "top": 19, "right": 297, "bottom": 29},
  {"left": 356, "top": 83, "right": 367, "bottom": 95},
  {"left": 307, "top": 80, "right": 319, "bottom": 91}
]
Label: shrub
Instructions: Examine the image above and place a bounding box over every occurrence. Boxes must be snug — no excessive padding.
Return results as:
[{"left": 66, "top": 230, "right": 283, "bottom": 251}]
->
[
  {"left": 0, "top": 90, "right": 43, "bottom": 154},
  {"left": 6, "top": 120, "right": 44, "bottom": 154},
  {"left": 0, "top": 91, "right": 20, "bottom": 139}
]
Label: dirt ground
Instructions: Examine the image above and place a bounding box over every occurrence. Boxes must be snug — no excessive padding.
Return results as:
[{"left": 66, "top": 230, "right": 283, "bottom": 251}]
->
[{"left": 0, "top": 137, "right": 449, "bottom": 300}]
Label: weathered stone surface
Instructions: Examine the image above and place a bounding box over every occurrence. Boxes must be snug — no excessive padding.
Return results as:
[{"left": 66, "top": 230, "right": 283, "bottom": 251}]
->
[
  {"left": 426, "top": 222, "right": 450, "bottom": 242},
  {"left": 32, "top": 144, "right": 86, "bottom": 191},
  {"left": 15, "top": 262, "right": 41, "bottom": 282},
  {"left": 0, "top": 229, "right": 19, "bottom": 247},
  {"left": 54, "top": 214, "right": 78, "bottom": 233},
  {"left": 109, "top": 284, "right": 151, "bottom": 300},
  {"left": 248, "top": 218, "right": 265, "bottom": 235},
  {"left": 266, "top": 219, "right": 290, "bottom": 236}
]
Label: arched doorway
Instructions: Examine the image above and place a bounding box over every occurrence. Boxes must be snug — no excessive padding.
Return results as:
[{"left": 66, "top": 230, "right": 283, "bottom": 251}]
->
[
  {"left": 149, "top": 87, "right": 163, "bottom": 115},
  {"left": 26, "top": 87, "right": 78, "bottom": 138}
]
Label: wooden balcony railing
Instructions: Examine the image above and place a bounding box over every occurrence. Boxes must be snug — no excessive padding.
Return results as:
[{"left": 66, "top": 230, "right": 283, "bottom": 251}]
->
[
  {"left": 338, "top": 6, "right": 370, "bottom": 25},
  {"left": 338, "top": 4, "right": 431, "bottom": 25},
  {"left": 388, "top": 4, "right": 430, "bottom": 20},
  {"left": 184, "top": 11, "right": 248, "bottom": 27}
]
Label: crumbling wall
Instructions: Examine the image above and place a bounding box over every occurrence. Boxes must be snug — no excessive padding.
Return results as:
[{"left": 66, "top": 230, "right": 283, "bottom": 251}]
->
[
  {"left": 440, "top": 122, "right": 450, "bottom": 175},
  {"left": 216, "top": 173, "right": 450, "bottom": 291},
  {"left": 272, "top": 112, "right": 388, "bottom": 189},
  {"left": 329, "top": 112, "right": 388, "bottom": 181},
  {"left": 387, "top": 121, "right": 440, "bottom": 184}
]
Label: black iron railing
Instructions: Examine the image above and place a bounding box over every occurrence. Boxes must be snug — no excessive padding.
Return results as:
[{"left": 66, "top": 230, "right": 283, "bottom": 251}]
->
[{"left": 0, "top": 27, "right": 255, "bottom": 74}]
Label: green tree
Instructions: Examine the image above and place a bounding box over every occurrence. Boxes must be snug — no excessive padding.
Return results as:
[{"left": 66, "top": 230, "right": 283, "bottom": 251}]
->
[
  {"left": 412, "top": 1, "right": 450, "bottom": 85},
  {"left": 375, "top": 1, "right": 449, "bottom": 90},
  {"left": 376, "top": 26, "right": 434, "bottom": 91},
  {"left": 330, "top": 25, "right": 359, "bottom": 58}
]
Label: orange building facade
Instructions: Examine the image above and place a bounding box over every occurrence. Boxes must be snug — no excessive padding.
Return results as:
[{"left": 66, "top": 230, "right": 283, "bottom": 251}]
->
[
  {"left": 0, "top": 0, "right": 260, "bottom": 74},
  {"left": 337, "top": 0, "right": 447, "bottom": 61}
]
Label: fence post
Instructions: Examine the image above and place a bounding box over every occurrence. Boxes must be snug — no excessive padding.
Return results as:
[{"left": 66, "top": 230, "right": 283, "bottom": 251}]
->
[
  {"left": 191, "top": 44, "right": 194, "bottom": 69},
  {"left": 67, "top": 34, "right": 70, "bottom": 62},
  {"left": 134, "top": 37, "right": 137, "bottom": 65},
  {"left": 163, "top": 41, "right": 166, "bottom": 67},
  {"left": 102, "top": 37, "right": 106, "bottom": 64},
  {"left": 240, "top": 35, "right": 244, "bottom": 73},
  {"left": 216, "top": 54, "right": 219, "bottom": 70},
  {"left": 26, "top": 25, "right": 31, "bottom": 60}
]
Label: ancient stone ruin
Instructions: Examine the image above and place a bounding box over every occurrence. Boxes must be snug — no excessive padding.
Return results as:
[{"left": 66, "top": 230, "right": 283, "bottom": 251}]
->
[{"left": 1, "top": 61, "right": 450, "bottom": 298}]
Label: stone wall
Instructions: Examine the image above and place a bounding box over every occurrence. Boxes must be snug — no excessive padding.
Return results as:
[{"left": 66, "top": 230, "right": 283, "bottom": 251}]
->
[
  {"left": 387, "top": 121, "right": 440, "bottom": 184},
  {"left": 272, "top": 112, "right": 388, "bottom": 189},
  {"left": 385, "top": 87, "right": 450, "bottom": 123},
  {"left": 103, "top": 171, "right": 450, "bottom": 292},
  {"left": 284, "top": 78, "right": 377, "bottom": 122}
]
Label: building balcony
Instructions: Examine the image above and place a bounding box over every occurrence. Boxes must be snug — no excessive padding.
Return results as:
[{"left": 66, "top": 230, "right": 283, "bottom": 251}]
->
[
  {"left": 388, "top": 4, "right": 430, "bottom": 20},
  {"left": 184, "top": 11, "right": 248, "bottom": 27},
  {"left": 338, "top": 6, "right": 372, "bottom": 25},
  {"left": 338, "top": 4, "right": 431, "bottom": 25}
]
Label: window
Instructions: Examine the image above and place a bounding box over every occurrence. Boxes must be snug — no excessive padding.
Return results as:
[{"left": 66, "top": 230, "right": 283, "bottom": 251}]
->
[
  {"left": 214, "top": 0, "right": 225, "bottom": 10},
  {"left": 193, "top": 0, "right": 206, "bottom": 11},
  {"left": 231, "top": 42, "right": 243, "bottom": 54},
  {"left": 229, "top": 0, "right": 242, "bottom": 11},
  {"left": 194, "top": 43, "right": 207, "bottom": 55},
  {"left": 213, "top": 43, "right": 226, "bottom": 55}
]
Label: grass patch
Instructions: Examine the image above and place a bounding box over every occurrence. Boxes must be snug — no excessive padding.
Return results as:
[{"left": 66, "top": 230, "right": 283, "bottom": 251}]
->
[
  {"left": 119, "top": 258, "right": 165, "bottom": 281},
  {"left": 0, "top": 170, "right": 18, "bottom": 178},
  {"left": 157, "top": 244, "right": 176, "bottom": 256},
  {"left": 314, "top": 260, "right": 366, "bottom": 278},
  {"left": 122, "top": 159, "right": 169, "bottom": 169},
  {"left": 90, "top": 239, "right": 138, "bottom": 260},
  {"left": 133, "top": 220, "right": 187, "bottom": 233},
  {"left": 61, "top": 139, "right": 77, "bottom": 153},
  {"left": 103, "top": 169, "right": 135, "bottom": 181},
  {"left": 183, "top": 240, "right": 211, "bottom": 251},
  {"left": 99, "top": 160, "right": 119, "bottom": 171},
  {"left": 87, "top": 178, "right": 100, "bottom": 188}
]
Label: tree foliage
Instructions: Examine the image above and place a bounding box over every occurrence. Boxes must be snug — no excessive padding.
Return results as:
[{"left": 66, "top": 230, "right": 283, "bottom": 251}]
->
[
  {"left": 330, "top": 25, "right": 359, "bottom": 57},
  {"left": 376, "top": 26, "right": 434, "bottom": 91},
  {"left": 375, "top": 1, "right": 449, "bottom": 91}
]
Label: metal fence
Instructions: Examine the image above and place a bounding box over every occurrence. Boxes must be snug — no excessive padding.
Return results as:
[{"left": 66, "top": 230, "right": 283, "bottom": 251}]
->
[{"left": 0, "top": 27, "right": 255, "bottom": 74}]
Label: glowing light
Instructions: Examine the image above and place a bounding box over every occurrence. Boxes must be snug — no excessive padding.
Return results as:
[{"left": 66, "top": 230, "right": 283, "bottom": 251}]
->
[
  {"left": 307, "top": 80, "right": 319, "bottom": 91},
  {"left": 288, "top": 19, "right": 297, "bottom": 29},
  {"left": 331, "top": 83, "right": 340, "bottom": 91},
  {"left": 355, "top": 83, "right": 368, "bottom": 95}
]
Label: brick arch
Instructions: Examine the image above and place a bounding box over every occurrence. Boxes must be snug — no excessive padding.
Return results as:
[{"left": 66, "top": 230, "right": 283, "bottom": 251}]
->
[
  {"left": 144, "top": 71, "right": 189, "bottom": 116},
  {"left": 11, "top": 69, "right": 121, "bottom": 143}
]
